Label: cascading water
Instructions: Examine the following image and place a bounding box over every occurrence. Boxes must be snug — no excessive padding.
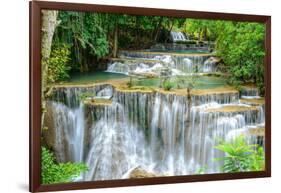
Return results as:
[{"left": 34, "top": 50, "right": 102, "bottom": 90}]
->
[
  {"left": 108, "top": 52, "right": 216, "bottom": 75},
  {"left": 171, "top": 31, "right": 188, "bottom": 42},
  {"left": 241, "top": 86, "right": 260, "bottom": 99},
  {"left": 202, "top": 57, "right": 217, "bottom": 73},
  {"left": 106, "top": 61, "right": 130, "bottom": 74},
  {"left": 45, "top": 81, "right": 265, "bottom": 181},
  {"left": 49, "top": 101, "right": 85, "bottom": 163},
  {"left": 148, "top": 93, "right": 188, "bottom": 175},
  {"left": 84, "top": 102, "right": 147, "bottom": 180}
]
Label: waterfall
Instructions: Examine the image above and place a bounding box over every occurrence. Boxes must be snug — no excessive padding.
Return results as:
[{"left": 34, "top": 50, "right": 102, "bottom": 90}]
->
[
  {"left": 185, "top": 102, "right": 265, "bottom": 173},
  {"left": 202, "top": 57, "right": 217, "bottom": 73},
  {"left": 106, "top": 62, "right": 130, "bottom": 75},
  {"left": 171, "top": 31, "right": 188, "bottom": 42},
  {"left": 84, "top": 102, "right": 146, "bottom": 181},
  {"left": 191, "top": 92, "right": 239, "bottom": 106},
  {"left": 107, "top": 52, "right": 216, "bottom": 75},
  {"left": 241, "top": 86, "right": 260, "bottom": 99},
  {"left": 49, "top": 101, "right": 85, "bottom": 163},
  {"left": 149, "top": 93, "right": 188, "bottom": 175},
  {"left": 45, "top": 84, "right": 265, "bottom": 180},
  {"left": 51, "top": 84, "right": 114, "bottom": 107}
]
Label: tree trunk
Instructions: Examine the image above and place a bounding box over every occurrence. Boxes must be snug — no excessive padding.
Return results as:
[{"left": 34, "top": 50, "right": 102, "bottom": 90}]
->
[
  {"left": 203, "top": 26, "right": 207, "bottom": 41},
  {"left": 165, "top": 19, "right": 175, "bottom": 43},
  {"left": 113, "top": 23, "right": 118, "bottom": 58},
  {"left": 41, "top": 10, "right": 59, "bottom": 130},
  {"left": 153, "top": 17, "right": 163, "bottom": 43}
]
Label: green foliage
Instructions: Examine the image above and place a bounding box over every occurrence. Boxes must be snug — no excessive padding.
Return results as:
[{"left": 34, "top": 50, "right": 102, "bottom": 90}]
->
[
  {"left": 215, "top": 22, "right": 265, "bottom": 94},
  {"left": 162, "top": 79, "right": 174, "bottom": 91},
  {"left": 184, "top": 19, "right": 219, "bottom": 41},
  {"left": 53, "top": 11, "right": 192, "bottom": 72},
  {"left": 55, "top": 12, "right": 110, "bottom": 71},
  {"left": 41, "top": 147, "right": 88, "bottom": 184},
  {"left": 127, "top": 75, "right": 137, "bottom": 88},
  {"left": 195, "top": 165, "right": 207, "bottom": 174},
  {"left": 48, "top": 44, "right": 71, "bottom": 83},
  {"left": 51, "top": 11, "right": 265, "bottom": 94},
  {"left": 78, "top": 92, "right": 96, "bottom": 101},
  {"left": 185, "top": 19, "right": 265, "bottom": 94},
  {"left": 175, "top": 75, "right": 198, "bottom": 89},
  {"left": 214, "top": 135, "right": 265, "bottom": 173}
]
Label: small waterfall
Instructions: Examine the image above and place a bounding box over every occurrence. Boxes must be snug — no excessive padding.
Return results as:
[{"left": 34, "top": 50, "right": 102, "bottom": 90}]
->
[
  {"left": 202, "top": 57, "right": 217, "bottom": 73},
  {"left": 241, "top": 87, "right": 260, "bottom": 99},
  {"left": 49, "top": 101, "right": 85, "bottom": 163},
  {"left": 84, "top": 102, "right": 147, "bottom": 181},
  {"left": 106, "top": 62, "right": 130, "bottom": 74},
  {"left": 51, "top": 84, "right": 114, "bottom": 107},
  {"left": 150, "top": 94, "right": 161, "bottom": 164},
  {"left": 109, "top": 52, "right": 215, "bottom": 74},
  {"left": 191, "top": 92, "right": 239, "bottom": 106},
  {"left": 171, "top": 31, "right": 188, "bottom": 42},
  {"left": 149, "top": 93, "right": 188, "bottom": 175},
  {"left": 186, "top": 102, "right": 265, "bottom": 173}
]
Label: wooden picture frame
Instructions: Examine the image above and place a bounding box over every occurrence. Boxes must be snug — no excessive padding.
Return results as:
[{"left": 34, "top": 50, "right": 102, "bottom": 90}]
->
[{"left": 30, "top": 1, "right": 271, "bottom": 192}]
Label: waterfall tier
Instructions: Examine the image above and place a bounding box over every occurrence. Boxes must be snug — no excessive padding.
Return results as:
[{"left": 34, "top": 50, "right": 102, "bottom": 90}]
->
[
  {"left": 240, "top": 85, "right": 260, "bottom": 99},
  {"left": 43, "top": 83, "right": 265, "bottom": 180},
  {"left": 108, "top": 51, "right": 217, "bottom": 74},
  {"left": 170, "top": 31, "right": 188, "bottom": 42}
]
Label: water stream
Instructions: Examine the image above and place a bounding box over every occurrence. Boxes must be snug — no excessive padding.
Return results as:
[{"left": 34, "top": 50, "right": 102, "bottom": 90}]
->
[{"left": 45, "top": 51, "right": 265, "bottom": 181}]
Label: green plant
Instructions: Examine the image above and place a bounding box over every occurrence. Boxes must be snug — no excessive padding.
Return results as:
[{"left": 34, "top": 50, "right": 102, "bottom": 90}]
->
[
  {"left": 48, "top": 43, "right": 71, "bottom": 83},
  {"left": 162, "top": 79, "right": 174, "bottom": 91},
  {"left": 41, "top": 147, "right": 88, "bottom": 184},
  {"left": 127, "top": 75, "right": 137, "bottom": 88},
  {"left": 195, "top": 165, "right": 208, "bottom": 174},
  {"left": 214, "top": 135, "right": 265, "bottom": 173},
  {"left": 78, "top": 92, "right": 96, "bottom": 102},
  {"left": 175, "top": 75, "right": 198, "bottom": 89}
]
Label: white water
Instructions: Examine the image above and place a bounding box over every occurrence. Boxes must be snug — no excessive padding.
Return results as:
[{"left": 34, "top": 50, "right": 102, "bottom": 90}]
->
[
  {"left": 50, "top": 102, "right": 85, "bottom": 163},
  {"left": 241, "top": 87, "right": 260, "bottom": 99},
  {"left": 84, "top": 102, "right": 147, "bottom": 180},
  {"left": 45, "top": 44, "right": 265, "bottom": 180},
  {"left": 106, "top": 62, "right": 130, "bottom": 74},
  {"left": 171, "top": 31, "right": 188, "bottom": 42},
  {"left": 106, "top": 54, "right": 216, "bottom": 75},
  {"left": 202, "top": 57, "right": 217, "bottom": 72},
  {"left": 47, "top": 77, "right": 265, "bottom": 181}
]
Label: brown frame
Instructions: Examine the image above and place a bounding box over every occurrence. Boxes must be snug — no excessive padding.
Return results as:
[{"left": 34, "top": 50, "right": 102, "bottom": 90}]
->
[{"left": 29, "top": 1, "right": 271, "bottom": 192}]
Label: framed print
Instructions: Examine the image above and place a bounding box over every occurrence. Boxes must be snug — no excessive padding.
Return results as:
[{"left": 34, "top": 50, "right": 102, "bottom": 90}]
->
[{"left": 29, "top": 1, "right": 271, "bottom": 192}]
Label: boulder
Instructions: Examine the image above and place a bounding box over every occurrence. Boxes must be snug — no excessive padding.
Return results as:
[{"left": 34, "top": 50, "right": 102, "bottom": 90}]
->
[{"left": 129, "top": 167, "right": 158, "bottom": 179}]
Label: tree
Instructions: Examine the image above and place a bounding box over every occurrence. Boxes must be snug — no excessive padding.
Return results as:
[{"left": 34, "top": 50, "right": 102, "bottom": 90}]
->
[
  {"left": 185, "top": 19, "right": 265, "bottom": 94},
  {"left": 55, "top": 11, "right": 109, "bottom": 71},
  {"left": 215, "top": 22, "right": 265, "bottom": 94},
  {"left": 41, "top": 10, "right": 60, "bottom": 130},
  {"left": 41, "top": 10, "right": 60, "bottom": 89}
]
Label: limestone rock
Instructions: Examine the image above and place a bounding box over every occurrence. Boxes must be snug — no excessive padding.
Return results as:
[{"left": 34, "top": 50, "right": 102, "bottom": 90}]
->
[{"left": 129, "top": 167, "right": 158, "bottom": 179}]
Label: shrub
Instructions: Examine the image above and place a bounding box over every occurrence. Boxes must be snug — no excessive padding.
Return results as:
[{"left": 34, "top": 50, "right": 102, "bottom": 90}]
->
[
  {"left": 127, "top": 75, "right": 136, "bottom": 88},
  {"left": 214, "top": 135, "right": 265, "bottom": 173},
  {"left": 41, "top": 147, "right": 88, "bottom": 184},
  {"left": 163, "top": 79, "right": 174, "bottom": 91},
  {"left": 47, "top": 43, "right": 71, "bottom": 83}
]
